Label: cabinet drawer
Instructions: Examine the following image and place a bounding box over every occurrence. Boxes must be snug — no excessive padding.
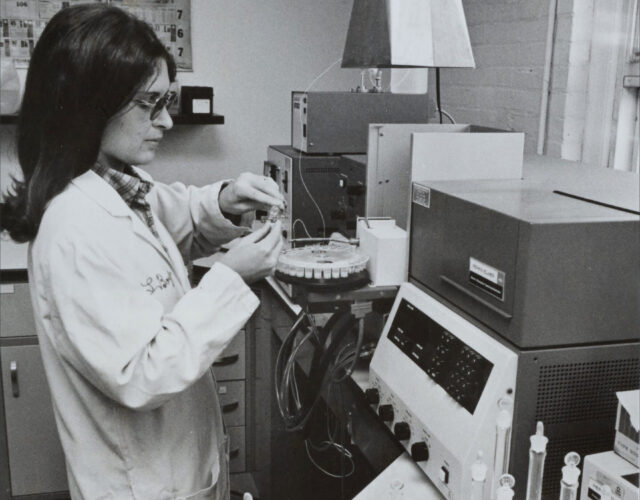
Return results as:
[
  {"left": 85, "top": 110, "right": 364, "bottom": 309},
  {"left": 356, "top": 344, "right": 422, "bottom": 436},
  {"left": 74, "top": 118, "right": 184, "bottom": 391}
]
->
[
  {"left": 0, "top": 283, "right": 36, "bottom": 337},
  {"left": 1, "top": 344, "right": 68, "bottom": 495},
  {"left": 213, "top": 332, "right": 245, "bottom": 381},
  {"left": 217, "top": 380, "right": 245, "bottom": 427},
  {"left": 228, "top": 426, "right": 246, "bottom": 473}
]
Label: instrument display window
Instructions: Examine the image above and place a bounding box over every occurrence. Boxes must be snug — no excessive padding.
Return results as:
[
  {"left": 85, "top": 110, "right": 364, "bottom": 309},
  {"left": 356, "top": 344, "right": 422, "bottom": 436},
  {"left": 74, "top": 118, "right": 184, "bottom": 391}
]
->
[{"left": 387, "top": 299, "right": 494, "bottom": 414}]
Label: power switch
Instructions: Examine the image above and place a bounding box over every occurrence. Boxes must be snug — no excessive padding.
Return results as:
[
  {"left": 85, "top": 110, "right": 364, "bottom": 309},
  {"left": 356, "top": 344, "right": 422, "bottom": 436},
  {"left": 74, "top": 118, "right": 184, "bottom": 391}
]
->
[{"left": 438, "top": 466, "right": 449, "bottom": 484}]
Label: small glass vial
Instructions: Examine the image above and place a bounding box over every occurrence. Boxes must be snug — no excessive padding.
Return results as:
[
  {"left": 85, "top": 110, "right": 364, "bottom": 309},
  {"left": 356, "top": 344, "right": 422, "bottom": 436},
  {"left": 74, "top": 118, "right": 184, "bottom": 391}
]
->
[
  {"left": 559, "top": 452, "right": 581, "bottom": 500},
  {"left": 496, "top": 474, "right": 516, "bottom": 500}
]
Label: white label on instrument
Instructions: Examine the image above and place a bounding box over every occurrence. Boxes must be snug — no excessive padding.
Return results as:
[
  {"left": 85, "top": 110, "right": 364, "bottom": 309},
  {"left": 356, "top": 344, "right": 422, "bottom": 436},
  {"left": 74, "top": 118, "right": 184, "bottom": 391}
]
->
[
  {"left": 412, "top": 185, "right": 430, "bottom": 208},
  {"left": 0, "top": 284, "right": 15, "bottom": 294},
  {"left": 192, "top": 99, "right": 210, "bottom": 114},
  {"left": 469, "top": 257, "right": 505, "bottom": 301},
  {"left": 218, "top": 385, "right": 228, "bottom": 395}
]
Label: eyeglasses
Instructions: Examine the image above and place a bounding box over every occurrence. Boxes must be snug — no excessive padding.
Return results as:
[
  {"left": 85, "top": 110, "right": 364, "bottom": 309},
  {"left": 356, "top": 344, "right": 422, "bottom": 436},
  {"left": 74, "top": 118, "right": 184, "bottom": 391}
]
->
[{"left": 133, "top": 90, "right": 178, "bottom": 121}]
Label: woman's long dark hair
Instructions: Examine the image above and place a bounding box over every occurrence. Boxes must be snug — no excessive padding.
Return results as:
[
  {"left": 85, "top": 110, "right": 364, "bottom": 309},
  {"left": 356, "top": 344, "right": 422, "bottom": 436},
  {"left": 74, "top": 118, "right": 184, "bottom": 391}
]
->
[{"left": 0, "top": 4, "right": 176, "bottom": 242}]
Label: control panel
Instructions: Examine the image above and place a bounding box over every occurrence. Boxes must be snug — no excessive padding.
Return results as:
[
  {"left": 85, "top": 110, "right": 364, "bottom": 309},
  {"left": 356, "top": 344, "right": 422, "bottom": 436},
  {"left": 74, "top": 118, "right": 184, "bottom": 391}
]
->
[
  {"left": 387, "top": 299, "right": 493, "bottom": 414},
  {"left": 368, "top": 283, "right": 517, "bottom": 499}
]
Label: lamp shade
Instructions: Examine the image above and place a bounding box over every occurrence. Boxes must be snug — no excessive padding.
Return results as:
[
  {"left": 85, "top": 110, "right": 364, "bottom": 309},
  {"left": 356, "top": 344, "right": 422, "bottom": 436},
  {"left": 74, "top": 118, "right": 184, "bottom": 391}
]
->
[{"left": 341, "top": 0, "right": 475, "bottom": 68}]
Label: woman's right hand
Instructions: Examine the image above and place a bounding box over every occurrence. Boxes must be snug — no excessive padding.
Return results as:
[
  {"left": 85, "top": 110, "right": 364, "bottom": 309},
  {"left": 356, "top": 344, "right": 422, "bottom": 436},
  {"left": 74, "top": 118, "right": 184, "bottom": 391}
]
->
[{"left": 218, "top": 221, "right": 283, "bottom": 283}]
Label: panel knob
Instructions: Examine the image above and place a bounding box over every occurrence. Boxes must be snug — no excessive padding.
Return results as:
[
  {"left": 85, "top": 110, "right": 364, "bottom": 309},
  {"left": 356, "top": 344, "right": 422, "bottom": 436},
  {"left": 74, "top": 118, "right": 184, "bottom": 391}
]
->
[
  {"left": 378, "top": 404, "right": 394, "bottom": 422},
  {"left": 411, "top": 441, "right": 430, "bottom": 462},
  {"left": 365, "top": 388, "right": 380, "bottom": 405},
  {"left": 394, "top": 422, "right": 411, "bottom": 441}
]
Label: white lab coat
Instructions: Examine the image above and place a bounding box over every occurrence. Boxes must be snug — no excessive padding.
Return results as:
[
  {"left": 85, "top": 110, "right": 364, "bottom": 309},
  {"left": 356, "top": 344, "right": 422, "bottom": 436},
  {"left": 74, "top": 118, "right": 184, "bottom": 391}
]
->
[{"left": 28, "top": 168, "right": 259, "bottom": 499}]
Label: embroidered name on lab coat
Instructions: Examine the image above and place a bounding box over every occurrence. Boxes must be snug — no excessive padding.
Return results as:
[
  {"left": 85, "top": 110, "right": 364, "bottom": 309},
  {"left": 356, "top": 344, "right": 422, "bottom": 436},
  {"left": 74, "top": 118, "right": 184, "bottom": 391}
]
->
[{"left": 140, "top": 271, "right": 175, "bottom": 294}]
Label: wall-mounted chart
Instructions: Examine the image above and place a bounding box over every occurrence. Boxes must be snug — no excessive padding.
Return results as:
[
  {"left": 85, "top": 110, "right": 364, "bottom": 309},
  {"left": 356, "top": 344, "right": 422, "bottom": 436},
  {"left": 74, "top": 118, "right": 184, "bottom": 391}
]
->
[{"left": 0, "top": 0, "right": 192, "bottom": 70}]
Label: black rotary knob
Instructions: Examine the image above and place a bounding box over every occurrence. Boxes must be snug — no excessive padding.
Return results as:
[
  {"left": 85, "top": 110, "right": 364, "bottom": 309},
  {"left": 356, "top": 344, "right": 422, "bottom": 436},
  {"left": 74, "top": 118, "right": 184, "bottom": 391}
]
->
[
  {"left": 378, "top": 404, "right": 394, "bottom": 422},
  {"left": 365, "top": 388, "right": 380, "bottom": 405},
  {"left": 411, "top": 441, "right": 430, "bottom": 462},
  {"left": 394, "top": 422, "right": 411, "bottom": 441}
]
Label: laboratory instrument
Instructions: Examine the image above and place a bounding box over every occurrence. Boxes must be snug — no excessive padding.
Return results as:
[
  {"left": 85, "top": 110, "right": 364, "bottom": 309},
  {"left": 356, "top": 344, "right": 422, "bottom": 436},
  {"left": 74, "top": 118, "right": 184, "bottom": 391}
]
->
[
  {"left": 291, "top": 91, "right": 433, "bottom": 154},
  {"left": 275, "top": 240, "right": 369, "bottom": 290},
  {"left": 368, "top": 282, "right": 518, "bottom": 499},
  {"left": 580, "top": 451, "right": 639, "bottom": 500},
  {"left": 525, "top": 422, "right": 548, "bottom": 500},
  {"left": 395, "top": 155, "right": 639, "bottom": 497},
  {"left": 495, "top": 474, "right": 516, "bottom": 500},
  {"left": 355, "top": 218, "right": 408, "bottom": 287},
  {"left": 559, "top": 452, "right": 581, "bottom": 500},
  {"left": 410, "top": 155, "right": 639, "bottom": 348},
  {"left": 264, "top": 146, "right": 366, "bottom": 242},
  {"left": 365, "top": 124, "right": 523, "bottom": 230}
]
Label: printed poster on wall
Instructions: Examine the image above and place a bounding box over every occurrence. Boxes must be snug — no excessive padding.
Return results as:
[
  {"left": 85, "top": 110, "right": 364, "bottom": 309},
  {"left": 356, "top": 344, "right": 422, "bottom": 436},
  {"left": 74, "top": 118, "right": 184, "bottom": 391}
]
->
[{"left": 0, "top": 0, "right": 193, "bottom": 71}]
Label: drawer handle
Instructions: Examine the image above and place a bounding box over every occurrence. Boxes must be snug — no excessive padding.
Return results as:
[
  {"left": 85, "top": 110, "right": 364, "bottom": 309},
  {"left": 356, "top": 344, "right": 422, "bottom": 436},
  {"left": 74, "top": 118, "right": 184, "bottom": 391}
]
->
[
  {"left": 213, "top": 354, "right": 239, "bottom": 367},
  {"left": 10, "top": 361, "right": 19, "bottom": 398},
  {"left": 222, "top": 401, "right": 239, "bottom": 413},
  {"left": 440, "top": 275, "right": 513, "bottom": 319},
  {"left": 229, "top": 448, "right": 240, "bottom": 459}
]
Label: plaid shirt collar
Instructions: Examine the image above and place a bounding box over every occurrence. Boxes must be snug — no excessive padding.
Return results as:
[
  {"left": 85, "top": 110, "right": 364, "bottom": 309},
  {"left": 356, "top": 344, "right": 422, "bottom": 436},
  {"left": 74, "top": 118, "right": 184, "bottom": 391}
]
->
[{"left": 92, "top": 162, "right": 152, "bottom": 209}]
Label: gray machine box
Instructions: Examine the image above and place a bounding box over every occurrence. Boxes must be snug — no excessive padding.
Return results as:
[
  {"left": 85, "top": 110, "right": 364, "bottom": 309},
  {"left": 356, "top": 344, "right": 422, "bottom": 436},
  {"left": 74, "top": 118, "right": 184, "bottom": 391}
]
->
[
  {"left": 291, "top": 91, "right": 433, "bottom": 154},
  {"left": 409, "top": 155, "right": 640, "bottom": 348},
  {"left": 265, "top": 145, "right": 366, "bottom": 241}
]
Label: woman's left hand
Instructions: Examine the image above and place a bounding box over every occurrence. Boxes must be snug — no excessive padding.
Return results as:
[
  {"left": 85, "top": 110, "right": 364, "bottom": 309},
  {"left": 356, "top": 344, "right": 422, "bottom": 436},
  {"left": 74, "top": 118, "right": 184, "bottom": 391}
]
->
[{"left": 218, "top": 172, "right": 285, "bottom": 215}]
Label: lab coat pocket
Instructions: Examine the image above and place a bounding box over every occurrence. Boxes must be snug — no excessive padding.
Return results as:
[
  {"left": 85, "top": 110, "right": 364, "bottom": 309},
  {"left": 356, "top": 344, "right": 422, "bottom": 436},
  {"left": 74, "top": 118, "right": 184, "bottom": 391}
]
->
[
  {"left": 177, "top": 478, "right": 216, "bottom": 500},
  {"left": 178, "top": 454, "right": 225, "bottom": 500}
]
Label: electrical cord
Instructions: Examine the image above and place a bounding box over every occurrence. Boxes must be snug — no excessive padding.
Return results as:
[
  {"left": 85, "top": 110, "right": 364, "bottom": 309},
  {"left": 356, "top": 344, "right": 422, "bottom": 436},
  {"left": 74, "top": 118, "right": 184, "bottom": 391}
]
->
[
  {"left": 294, "top": 57, "right": 343, "bottom": 238},
  {"left": 437, "top": 108, "right": 456, "bottom": 124},
  {"left": 434, "top": 67, "right": 456, "bottom": 124},
  {"left": 293, "top": 218, "right": 312, "bottom": 239}
]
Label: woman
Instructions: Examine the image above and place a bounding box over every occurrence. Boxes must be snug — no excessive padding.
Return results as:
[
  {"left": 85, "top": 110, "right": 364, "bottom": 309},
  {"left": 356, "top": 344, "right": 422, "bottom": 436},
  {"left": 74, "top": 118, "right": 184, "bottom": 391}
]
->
[{"left": 0, "top": 4, "right": 283, "bottom": 499}]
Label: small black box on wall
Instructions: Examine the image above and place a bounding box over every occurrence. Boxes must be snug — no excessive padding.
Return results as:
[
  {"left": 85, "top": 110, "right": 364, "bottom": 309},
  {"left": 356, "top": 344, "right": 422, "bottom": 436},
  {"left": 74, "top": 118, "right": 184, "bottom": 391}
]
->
[{"left": 180, "top": 86, "right": 213, "bottom": 115}]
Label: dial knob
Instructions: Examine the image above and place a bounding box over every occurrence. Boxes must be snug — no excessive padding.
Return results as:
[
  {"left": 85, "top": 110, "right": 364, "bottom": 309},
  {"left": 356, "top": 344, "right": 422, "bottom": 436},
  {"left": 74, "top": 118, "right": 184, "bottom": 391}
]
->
[
  {"left": 411, "top": 441, "right": 430, "bottom": 462},
  {"left": 365, "top": 388, "right": 380, "bottom": 405},
  {"left": 394, "top": 422, "right": 411, "bottom": 441},
  {"left": 378, "top": 404, "right": 394, "bottom": 422}
]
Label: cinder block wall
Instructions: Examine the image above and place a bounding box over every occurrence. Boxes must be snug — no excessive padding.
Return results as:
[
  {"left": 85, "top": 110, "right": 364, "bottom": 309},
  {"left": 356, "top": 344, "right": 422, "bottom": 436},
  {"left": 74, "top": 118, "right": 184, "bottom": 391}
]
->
[{"left": 432, "top": 0, "right": 577, "bottom": 156}]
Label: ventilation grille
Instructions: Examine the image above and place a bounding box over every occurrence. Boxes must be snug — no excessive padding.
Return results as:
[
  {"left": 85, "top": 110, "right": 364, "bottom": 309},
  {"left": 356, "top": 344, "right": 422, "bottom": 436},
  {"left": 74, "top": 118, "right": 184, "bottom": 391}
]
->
[
  {"left": 542, "top": 430, "right": 615, "bottom": 496},
  {"left": 536, "top": 358, "right": 639, "bottom": 424},
  {"left": 303, "top": 167, "right": 340, "bottom": 174}
]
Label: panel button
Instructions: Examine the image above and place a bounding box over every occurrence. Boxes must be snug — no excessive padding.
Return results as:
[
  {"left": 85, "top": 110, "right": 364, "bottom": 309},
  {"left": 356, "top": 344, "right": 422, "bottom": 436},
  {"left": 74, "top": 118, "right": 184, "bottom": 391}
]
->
[
  {"left": 378, "top": 404, "right": 394, "bottom": 422},
  {"left": 410, "top": 441, "right": 429, "bottom": 462},
  {"left": 393, "top": 422, "right": 411, "bottom": 441},
  {"left": 365, "top": 388, "right": 380, "bottom": 405}
]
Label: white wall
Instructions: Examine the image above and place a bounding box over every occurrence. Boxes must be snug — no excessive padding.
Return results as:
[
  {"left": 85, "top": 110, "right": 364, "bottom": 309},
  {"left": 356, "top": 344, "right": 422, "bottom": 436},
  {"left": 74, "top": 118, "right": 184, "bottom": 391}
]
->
[
  {"left": 0, "top": 0, "right": 361, "bottom": 190},
  {"left": 142, "top": 0, "right": 361, "bottom": 186}
]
